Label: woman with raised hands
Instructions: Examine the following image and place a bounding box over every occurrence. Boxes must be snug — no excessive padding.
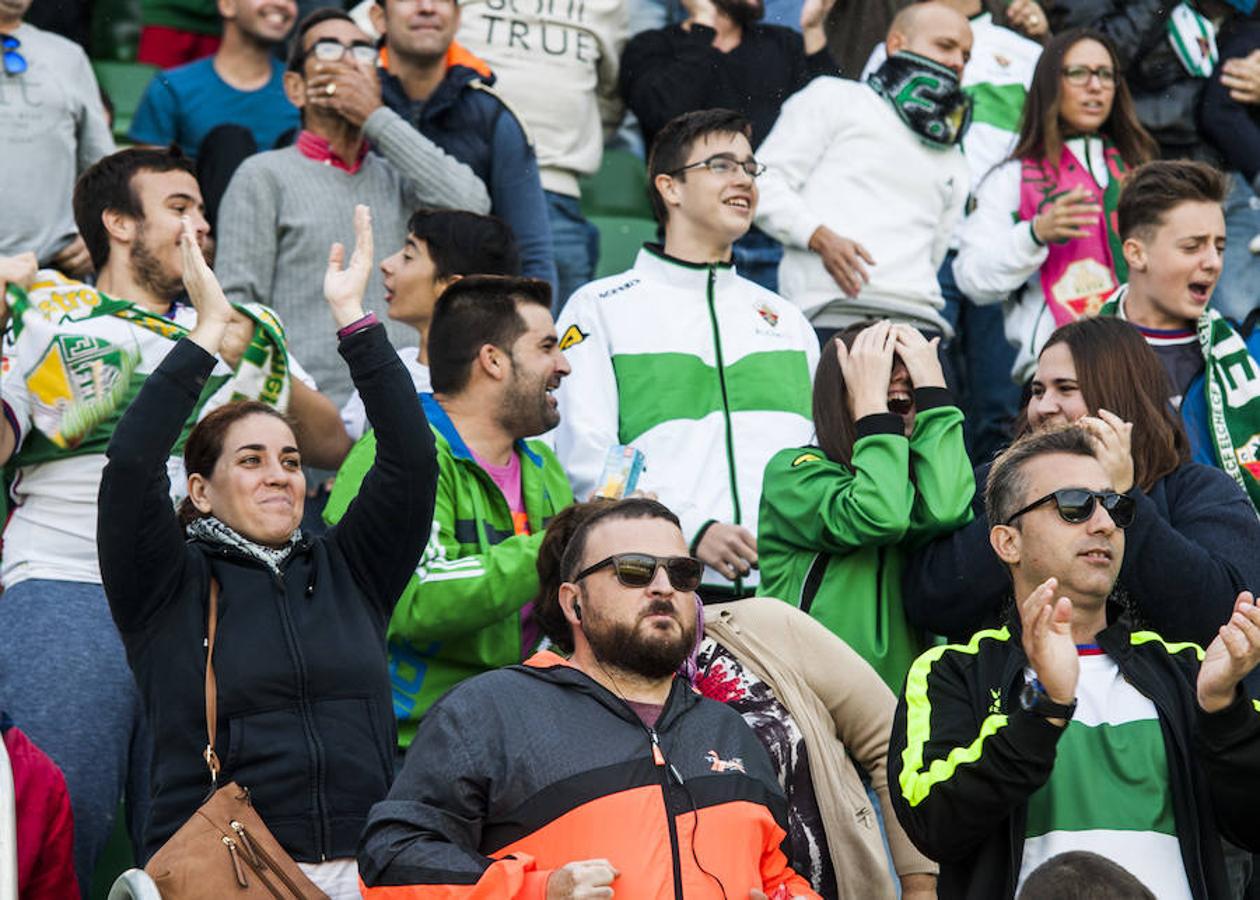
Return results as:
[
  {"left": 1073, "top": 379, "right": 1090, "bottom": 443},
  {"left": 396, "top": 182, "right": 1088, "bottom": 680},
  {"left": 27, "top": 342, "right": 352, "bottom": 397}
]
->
[{"left": 97, "top": 206, "right": 437, "bottom": 898}]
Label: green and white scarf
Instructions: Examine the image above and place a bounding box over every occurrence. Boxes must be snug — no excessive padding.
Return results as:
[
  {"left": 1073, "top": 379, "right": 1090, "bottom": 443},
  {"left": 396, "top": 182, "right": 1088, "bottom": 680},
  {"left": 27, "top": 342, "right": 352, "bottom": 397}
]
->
[
  {"left": 4, "top": 270, "right": 292, "bottom": 466},
  {"left": 1102, "top": 290, "right": 1260, "bottom": 510},
  {"left": 1167, "top": 3, "right": 1218, "bottom": 79}
]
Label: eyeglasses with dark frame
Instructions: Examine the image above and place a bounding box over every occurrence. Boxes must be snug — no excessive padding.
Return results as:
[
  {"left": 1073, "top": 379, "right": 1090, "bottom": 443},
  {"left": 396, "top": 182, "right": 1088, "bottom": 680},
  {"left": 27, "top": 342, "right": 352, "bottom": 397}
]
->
[
  {"left": 2, "top": 34, "right": 28, "bottom": 76},
  {"left": 1062, "top": 65, "right": 1116, "bottom": 87},
  {"left": 668, "top": 154, "right": 767, "bottom": 180},
  {"left": 1003, "top": 488, "right": 1135, "bottom": 528},
  {"left": 305, "top": 38, "right": 378, "bottom": 67},
  {"left": 573, "top": 553, "right": 704, "bottom": 592}
]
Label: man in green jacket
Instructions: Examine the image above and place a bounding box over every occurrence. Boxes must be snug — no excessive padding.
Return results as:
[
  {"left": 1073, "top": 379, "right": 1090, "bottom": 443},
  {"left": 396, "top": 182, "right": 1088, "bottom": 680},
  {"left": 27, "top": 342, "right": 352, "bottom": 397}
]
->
[{"left": 325, "top": 275, "right": 573, "bottom": 750}]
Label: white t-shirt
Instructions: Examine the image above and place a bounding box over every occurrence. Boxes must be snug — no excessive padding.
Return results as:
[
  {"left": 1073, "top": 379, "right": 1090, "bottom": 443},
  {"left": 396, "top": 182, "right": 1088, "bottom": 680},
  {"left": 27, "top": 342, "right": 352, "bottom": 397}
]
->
[
  {"left": 1, "top": 301, "right": 316, "bottom": 587},
  {"left": 339, "top": 346, "right": 430, "bottom": 441}
]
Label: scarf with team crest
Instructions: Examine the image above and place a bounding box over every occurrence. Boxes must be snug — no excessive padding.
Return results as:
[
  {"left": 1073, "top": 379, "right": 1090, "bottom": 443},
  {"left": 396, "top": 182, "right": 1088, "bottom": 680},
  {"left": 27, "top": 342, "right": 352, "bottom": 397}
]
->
[
  {"left": 868, "top": 51, "right": 972, "bottom": 148},
  {"left": 4, "top": 270, "right": 292, "bottom": 466},
  {"left": 1102, "top": 288, "right": 1260, "bottom": 511}
]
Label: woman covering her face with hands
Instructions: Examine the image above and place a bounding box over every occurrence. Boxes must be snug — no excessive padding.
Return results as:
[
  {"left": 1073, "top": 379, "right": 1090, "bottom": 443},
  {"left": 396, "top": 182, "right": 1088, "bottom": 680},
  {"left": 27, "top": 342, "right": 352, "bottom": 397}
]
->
[
  {"left": 903, "top": 316, "right": 1260, "bottom": 656},
  {"left": 757, "top": 321, "right": 974, "bottom": 690},
  {"left": 97, "top": 206, "right": 437, "bottom": 898}
]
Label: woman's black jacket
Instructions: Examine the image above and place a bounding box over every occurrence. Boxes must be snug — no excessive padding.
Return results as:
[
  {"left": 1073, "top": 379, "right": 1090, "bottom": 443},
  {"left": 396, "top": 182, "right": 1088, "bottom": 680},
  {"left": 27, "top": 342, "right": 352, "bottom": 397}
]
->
[{"left": 98, "top": 325, "right": 437, "bottom": 863}]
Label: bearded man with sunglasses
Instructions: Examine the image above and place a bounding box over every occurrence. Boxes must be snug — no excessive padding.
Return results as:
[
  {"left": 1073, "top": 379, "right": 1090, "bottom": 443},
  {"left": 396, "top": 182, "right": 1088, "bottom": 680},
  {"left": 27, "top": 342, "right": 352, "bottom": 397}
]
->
[
  {"left": 359, "top": 497, "right": 819, "bottom": 899},
  {"left": 888, "top": 425, "right": 1260, "bottom": 900}
]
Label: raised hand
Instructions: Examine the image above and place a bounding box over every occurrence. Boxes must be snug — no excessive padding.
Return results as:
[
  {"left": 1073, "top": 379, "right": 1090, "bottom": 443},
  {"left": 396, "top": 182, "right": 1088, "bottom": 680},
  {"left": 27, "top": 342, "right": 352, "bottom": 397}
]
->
[
  {"left": 1222, "top": 49, "right": 1260, "bottom": 105},
  {"left": 836, "top": 321, "right": 895, "bottom": 420},
  {"left": 1077, "top": 409, "right": 1134, "bottom": 494},
  {"left": 546, "top": 859, "right": 618, "bottom": 899},
  {"left": 1198, "top": 592, "right": 1260, "bottom": 713},
  {"left": 695, "top": 522, "right": 758, "bottom": 581},
  {"left": 324, "top": 205, "right": 373, "bottom": 328},
  {"left": 809, "top": 225, "right": 875, "bottom": 298},
  {"left": 305, "top": 59, "right": 383, "bottom": 129},
  {"left": 180, "top": 216, "right": 234, "bottom": 359},
  {"left": 892, "top": 324, "right": 945, "bottom": 390},
  {"left": 1018, "top": 577, "right": 1079, "bottom": 721},
  {"left": 1006, "top": 0, "right": 1049, "bottom": 40},
  {"left": 1032, "top": 186, "right": 1102, "bottom": 243},
  {"left": 0, "top": 251, "right": 38, "bottom": 334}
]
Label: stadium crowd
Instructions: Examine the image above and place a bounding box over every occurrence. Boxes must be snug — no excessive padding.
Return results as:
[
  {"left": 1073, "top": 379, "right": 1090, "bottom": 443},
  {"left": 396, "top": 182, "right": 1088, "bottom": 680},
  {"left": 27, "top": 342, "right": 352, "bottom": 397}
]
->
[{"left": 3, "top": 0, "right": 1260, "bottom": 896}]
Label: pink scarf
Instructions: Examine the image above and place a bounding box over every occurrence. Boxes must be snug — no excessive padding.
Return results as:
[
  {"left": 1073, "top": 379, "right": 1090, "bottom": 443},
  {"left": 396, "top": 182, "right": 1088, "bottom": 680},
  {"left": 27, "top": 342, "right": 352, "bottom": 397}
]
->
[{"left": 1017, "top": 141, "right": 1128, "bottom": 327}]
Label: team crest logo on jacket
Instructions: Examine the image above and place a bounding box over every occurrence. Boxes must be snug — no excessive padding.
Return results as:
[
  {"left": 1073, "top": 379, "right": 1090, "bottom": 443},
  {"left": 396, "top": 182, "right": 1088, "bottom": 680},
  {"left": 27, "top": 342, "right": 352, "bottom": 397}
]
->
[
  {"left": 1237, "top": 433, "right": 1260, "bottom": 480},
  {"left": 706, "top": 750, "right": 746, "bottom": 774},
  {"left": 559, "top": 324, "right": 588, "bottom": 351},
  {"left": 754, "top": 303, "right": 779, "bottom": 328}
]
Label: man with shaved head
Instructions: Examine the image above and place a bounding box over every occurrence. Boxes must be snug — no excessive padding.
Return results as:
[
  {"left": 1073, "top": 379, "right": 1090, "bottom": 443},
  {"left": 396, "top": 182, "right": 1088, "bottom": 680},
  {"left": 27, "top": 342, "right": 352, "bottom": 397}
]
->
[{"left": 755, "top": 1, "right": 973, "bottom": 345}]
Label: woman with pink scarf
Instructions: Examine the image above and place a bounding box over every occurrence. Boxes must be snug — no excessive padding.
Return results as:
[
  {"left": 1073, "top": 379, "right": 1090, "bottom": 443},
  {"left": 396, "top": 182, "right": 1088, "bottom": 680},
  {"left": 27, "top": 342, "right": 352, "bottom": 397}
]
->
[{"left": 952, "top": 28, "right": 1157, "bottom": 387}]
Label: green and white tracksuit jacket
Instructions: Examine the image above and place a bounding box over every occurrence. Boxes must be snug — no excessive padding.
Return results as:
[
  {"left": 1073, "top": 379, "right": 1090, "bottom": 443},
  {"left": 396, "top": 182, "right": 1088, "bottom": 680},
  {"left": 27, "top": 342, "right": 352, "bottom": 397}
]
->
[
  {"left": 323, "top": 393, "right": 573, "bottom": 748},
  {"left": 756, "top": 392, "right": 974, "bottom": 691},
  {"left": 553, "top": 244, "right": 819, "bottom": 593}
]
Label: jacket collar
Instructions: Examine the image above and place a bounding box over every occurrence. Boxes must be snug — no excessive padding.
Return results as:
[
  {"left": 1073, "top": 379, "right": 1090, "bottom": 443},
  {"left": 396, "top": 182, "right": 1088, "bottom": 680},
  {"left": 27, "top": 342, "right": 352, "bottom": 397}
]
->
[
  {"left": 635, "top": 243, "right": 740, "bottom": 293},
  {"left": 420, "top": 392, "right": 544, "bottom": 468},
  {"left": 378, "top": 42, "right": 496, "bottom": 121},
  {"left": 520, "top": 650, "right": 699, "bottom": 731}
]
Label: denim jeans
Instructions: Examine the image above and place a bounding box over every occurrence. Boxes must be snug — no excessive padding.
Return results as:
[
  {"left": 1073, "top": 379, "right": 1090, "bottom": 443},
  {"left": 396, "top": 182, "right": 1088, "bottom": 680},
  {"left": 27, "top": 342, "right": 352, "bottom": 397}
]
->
[
  {"left": 732, "top": 226, "right": 784, "bottom": 293},
  {"left": 0, "top": 579, "right": 151, "bottom": 896},
  {"left": 546, "top": 191, "right": 602, "bottom": 314},
  {"left": 1215, "top": 171, "right": 1260, "bottom": 325},
  {"left": 939, "top": 249, "right": 1021, "bottom": 465}
]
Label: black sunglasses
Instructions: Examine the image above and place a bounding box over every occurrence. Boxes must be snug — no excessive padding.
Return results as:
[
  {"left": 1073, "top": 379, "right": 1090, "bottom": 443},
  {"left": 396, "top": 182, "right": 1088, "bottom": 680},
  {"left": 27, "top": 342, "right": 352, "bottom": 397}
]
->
[
  {"left": 574, "top": 553, "right": 704, "bottom": 592},
  {"left": 1004, "top": 488, "right": 1135, "bottom": 528},
  {"left": 2, "top": 34, "right": 27, "bottom": 76}
]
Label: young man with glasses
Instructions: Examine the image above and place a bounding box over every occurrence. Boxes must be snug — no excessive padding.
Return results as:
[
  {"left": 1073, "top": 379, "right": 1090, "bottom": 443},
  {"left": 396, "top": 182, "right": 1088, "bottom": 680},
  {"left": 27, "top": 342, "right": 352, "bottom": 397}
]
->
[
  {"left": 889, "top": 425, "right": 1260, "bottom": 899},
  {"left": 213, "top": 8, "right": 490, "bottom": 411},
  {"left": 359, "top": 497, "right": 820, "bottom": 899},
  {"left": 554, "top": 108, "right": 818, "bottom": 601},
  {"left": 0, "top": 0, "right": 113, "bottom": 279},
  {"left": 325, "top": 275, "right": 574, "bottom": 753}
]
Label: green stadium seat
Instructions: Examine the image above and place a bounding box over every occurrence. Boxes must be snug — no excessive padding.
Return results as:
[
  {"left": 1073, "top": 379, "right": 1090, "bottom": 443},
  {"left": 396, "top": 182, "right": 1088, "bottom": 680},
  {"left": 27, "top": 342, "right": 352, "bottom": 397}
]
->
[
  {"left": 589, "top": 216, "right": 658, "bottom": 279},
  {"left": 580, "top": 149, "right": 654, "bottom": 220},
  {"left": 92, "top": 61, "right": 158, "bottom": 143}
]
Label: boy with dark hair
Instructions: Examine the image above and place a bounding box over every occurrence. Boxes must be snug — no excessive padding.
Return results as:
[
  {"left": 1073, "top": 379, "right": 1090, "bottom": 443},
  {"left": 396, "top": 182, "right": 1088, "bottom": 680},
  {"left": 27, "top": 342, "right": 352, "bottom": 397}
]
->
[
  {"left": 554, "top": 107, "right": 818, "bottom": 599},
  {"left": 890, "top": 425, "right": 1260, "bottom": 899},
  {"left": 1101, "top": 158, "right": 1260, "bottom": 515},
  {"left": 338, "top": 208, "right": 520, "bottom": 440},
  {"left": 1018, "top": 851, "right": 1155, "bottom": 900},
  {"left": 324, "top": 275, "right": 574, "bottom": 750}
]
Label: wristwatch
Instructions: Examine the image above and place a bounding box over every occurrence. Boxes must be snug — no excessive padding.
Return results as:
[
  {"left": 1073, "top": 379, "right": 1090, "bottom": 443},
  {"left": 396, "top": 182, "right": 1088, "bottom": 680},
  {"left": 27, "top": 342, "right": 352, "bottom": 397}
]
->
[{"left": 1019, "top": 679, "right": 1077, "bottom": 721}]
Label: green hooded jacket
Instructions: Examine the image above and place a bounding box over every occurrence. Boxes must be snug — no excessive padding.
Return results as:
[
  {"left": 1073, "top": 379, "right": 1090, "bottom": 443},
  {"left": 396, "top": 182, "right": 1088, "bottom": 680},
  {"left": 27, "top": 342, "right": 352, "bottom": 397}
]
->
[
  {"left": 324, "top": 393, "right": 573, "bottom": 748},
  {"left": 756, "top": 390, "right": 974, "bottom": 691}
]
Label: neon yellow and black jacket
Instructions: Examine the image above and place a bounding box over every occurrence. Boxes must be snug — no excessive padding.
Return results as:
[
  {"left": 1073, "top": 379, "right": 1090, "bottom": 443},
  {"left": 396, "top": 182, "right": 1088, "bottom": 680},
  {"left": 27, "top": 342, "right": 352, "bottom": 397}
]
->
[
  {"left": 887, "top": 614, "right": 1260, "bottom": 899},
  {"left": 756, "top": 389, "right": 974, "bottom": 691},
  {"left": 324, "top": 393, "right": 574, "bottom": 748}
]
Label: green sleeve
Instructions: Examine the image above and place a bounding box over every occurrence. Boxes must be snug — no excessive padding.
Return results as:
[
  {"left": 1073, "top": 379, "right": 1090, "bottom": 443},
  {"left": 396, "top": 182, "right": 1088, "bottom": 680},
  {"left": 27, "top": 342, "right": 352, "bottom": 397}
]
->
[
  {"left": 906, "top": 396, "right": 976, "bottom": 542},
  {"left": 326, "top": 431, "right": 543, "bottom": 642},
  {"left": 759, "top": 429, "right": 914, "bottom": 556}
]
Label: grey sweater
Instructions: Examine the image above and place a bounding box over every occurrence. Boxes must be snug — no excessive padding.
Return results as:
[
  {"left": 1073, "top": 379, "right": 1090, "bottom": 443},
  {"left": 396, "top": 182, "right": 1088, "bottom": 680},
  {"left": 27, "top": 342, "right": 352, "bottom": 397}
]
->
[
  {"left": 214, "top": 106, "right": 491, "bottom": 405},
  {"left": 0, "top": 22, "right": 115, "bottom": 263}
]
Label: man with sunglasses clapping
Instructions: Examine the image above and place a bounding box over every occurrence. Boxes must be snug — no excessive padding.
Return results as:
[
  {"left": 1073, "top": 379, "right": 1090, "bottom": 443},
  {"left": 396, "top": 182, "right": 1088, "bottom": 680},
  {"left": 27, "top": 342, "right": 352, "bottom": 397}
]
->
[
  {"left": 888, "top": 425, "right": 1260, "bottom": 900},
  {"left": 359, "top": 498, "right": 820, "bottom": 899}
]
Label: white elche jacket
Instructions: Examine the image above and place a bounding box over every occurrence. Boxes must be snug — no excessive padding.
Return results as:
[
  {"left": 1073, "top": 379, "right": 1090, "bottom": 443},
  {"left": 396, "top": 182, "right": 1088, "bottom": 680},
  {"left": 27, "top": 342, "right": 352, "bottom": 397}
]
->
[{"left": 552, "top": 245, "right": 819, "bottom": 591}]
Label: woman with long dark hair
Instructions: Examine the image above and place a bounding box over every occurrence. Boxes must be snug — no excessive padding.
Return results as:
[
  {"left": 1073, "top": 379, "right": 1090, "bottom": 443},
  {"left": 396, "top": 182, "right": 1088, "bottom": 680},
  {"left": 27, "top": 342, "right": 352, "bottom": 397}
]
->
[
  {"left": 953, "top": 28, "right": 1158, "bottom": 385},
  {"left": 97, "top": 207, "right": 437, "bottom": 898},
  {"left": 902, "top": 316, "right": 1260, "bottom": 649},
  {"left": 755, "top": 320, "right": 974, "bottom": 691}
]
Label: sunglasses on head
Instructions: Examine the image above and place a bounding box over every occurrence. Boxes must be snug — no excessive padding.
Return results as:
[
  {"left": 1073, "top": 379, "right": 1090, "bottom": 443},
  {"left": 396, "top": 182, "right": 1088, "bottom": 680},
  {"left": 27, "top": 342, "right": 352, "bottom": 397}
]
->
[
  {"left": 574, "top": 553, "right": 704, "bottom": 592},
  {"left": 2, "top": 34, "right": 27, "bottom": 76},
  {"left": 1004, "top": 488, "right": 1135, "bottom": 528}
]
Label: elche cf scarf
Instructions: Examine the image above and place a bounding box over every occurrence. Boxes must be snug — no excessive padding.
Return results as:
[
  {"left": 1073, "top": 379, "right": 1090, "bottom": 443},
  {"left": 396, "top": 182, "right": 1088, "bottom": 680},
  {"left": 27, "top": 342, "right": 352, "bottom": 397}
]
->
[
  {"left": 1102, "top": 289, "right": 1260, "bottom": 511},
  {"left": 4, "top": 270, "right": 292, "bottom": 465},
  {"left": 868, "top": 51, "right": 972, "bottom": 148}
]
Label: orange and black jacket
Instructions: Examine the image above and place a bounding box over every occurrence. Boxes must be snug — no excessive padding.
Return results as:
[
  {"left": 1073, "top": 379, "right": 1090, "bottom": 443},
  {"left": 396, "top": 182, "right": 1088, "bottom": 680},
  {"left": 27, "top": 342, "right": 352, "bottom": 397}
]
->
[{"left": 357, "top": 651, "right": 820, "bottom": 899}]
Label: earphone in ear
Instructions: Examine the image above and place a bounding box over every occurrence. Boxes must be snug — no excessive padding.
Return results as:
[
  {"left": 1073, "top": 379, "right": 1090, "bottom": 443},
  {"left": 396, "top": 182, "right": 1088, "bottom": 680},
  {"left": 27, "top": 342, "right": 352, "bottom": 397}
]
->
[{"left": 574, "top": 601, "right": 582, "bottom": 621}]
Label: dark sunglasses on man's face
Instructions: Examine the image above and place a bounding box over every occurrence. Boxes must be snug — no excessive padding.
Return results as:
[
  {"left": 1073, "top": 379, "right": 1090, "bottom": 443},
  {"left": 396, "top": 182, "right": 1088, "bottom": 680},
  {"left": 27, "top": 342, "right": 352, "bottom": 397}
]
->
[
  {"left": 1004, "top": 488, "right": 1135, "bottom": 528},
  {"left": 574, "top": 553, "right": 704, "bottom": 592},
  {"left": 2, "top": 34, "right": 27, "bottom": 76}
]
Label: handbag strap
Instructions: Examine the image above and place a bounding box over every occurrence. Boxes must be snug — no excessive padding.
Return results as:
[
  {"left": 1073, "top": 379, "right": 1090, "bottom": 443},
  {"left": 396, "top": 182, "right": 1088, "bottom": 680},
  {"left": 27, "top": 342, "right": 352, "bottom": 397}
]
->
[{"left": 203, "top": 577, "right": 222, "bottom": 787}]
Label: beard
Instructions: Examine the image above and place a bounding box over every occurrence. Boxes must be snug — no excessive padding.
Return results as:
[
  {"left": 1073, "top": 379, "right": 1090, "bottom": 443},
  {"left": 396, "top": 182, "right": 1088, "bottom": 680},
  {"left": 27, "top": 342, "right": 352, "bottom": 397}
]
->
[
  {"left": 583, "top": 598, "right": 696, "bottom": 680},
  {"left": 713, "top": 0, "right": 764, "bottom": 27},
  {"left": 131, "top": 222, "right": 185, "bottom": 301},
  {"left": 498, "top": 362, "right": 559, "bottom": 438}
]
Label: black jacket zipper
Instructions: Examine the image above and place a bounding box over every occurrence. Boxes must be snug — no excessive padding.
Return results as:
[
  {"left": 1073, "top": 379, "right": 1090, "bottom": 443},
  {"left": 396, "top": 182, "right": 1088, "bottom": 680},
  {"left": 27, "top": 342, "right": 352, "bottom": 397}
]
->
[{"left": 649, "top": 727, "right": 685, "bottom": 900}]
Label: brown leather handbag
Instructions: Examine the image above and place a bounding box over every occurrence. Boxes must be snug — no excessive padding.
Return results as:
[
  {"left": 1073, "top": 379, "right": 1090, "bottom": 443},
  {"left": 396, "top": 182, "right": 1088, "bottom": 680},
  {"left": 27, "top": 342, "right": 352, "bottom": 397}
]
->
[{"left": 144, "top": 580, "right": 328, "bottom": 899}]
